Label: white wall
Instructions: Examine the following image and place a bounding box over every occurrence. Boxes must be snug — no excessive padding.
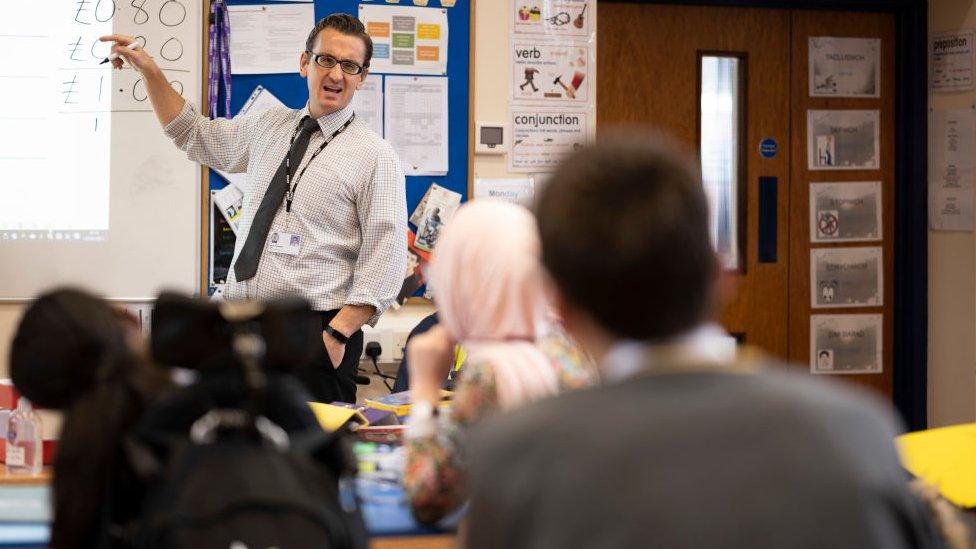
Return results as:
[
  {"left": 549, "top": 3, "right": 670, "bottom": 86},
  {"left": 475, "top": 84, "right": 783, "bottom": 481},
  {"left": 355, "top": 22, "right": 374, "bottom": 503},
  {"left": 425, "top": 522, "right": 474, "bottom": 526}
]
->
[{"left": 928, "top": 0, "right": 976, "bottom": 427}]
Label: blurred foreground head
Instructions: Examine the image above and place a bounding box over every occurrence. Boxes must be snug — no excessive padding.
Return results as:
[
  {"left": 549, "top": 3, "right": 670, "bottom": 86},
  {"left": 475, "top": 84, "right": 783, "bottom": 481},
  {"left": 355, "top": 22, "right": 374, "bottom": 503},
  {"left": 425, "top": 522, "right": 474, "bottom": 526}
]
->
[
  {"left": 10, "top": 287, "right": 143, "bottom": 408},
  {"left": 536, "top": 131, "right": 716, "bottom": 342},
  {"left": 430, "top": 199, "right": 550, "bottom": 343}
]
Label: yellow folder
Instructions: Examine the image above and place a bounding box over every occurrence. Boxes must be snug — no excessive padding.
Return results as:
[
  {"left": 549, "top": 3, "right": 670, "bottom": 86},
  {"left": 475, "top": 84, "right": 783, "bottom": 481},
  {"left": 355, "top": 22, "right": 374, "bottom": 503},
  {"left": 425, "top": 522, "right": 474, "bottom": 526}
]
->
[
  {"left": 308, "top": 402, "right": 367, "bottom": 432},
  {"left": 897, "top": 422, "right": 976, "bottom": 507}
]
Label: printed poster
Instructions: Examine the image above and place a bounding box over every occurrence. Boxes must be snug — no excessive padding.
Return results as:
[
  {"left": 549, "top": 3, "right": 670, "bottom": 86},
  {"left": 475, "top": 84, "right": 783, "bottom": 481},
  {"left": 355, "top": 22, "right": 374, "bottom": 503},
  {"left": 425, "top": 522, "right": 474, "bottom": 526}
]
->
[
  {"left": 810, "top": 314, "right": 883, "bottom": 374},
  {"left": 410, "top": 184, "right": 461, "bottom": 252},
  {"left": 807, "top": 110, "right": 880, "bottom": 170},
  {"left": 929, "top": 108, "right": 975, "bottom": 231},
  {"left": 809, "top": 182, "right": 882, "bottom": 243},
  {"left": 931, "top": 30, "right": 976, "bottom": 92},
  {"left": 512, "top": 0, "right": 592, "bottom": 38},
  {"left": 228, "top": 4, "right": 314, "bottom": 74},
  {"left": 809, "top": 37, "right": 880, "bottom": 98},
  {"left": 359, "top": 4, "right": 449, "bottom": 75},
  {"left": 351, "top": 78, "right": 384, "bottom": 136},
  {"left": 511, "top": 40, "right": 591, "bottom": 104},
  {"left": 509, "top": 108, "right": 587, "bottom": 172},
  {"left": 384, "top": 76, "right": 449, "bottom": 175},
  {"left": 209, "top": 191, "right": 236, "bottom": 289},
  {"left": 810, "top": 247, "right": 883, "bottom": 308}
]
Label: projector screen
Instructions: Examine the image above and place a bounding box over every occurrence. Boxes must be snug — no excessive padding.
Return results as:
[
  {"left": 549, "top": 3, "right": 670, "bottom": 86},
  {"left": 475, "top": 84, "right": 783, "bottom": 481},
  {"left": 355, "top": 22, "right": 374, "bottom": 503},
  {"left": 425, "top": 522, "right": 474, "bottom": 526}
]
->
[{"left": 0, "top": 0, "right": 201, "bottom": 299}]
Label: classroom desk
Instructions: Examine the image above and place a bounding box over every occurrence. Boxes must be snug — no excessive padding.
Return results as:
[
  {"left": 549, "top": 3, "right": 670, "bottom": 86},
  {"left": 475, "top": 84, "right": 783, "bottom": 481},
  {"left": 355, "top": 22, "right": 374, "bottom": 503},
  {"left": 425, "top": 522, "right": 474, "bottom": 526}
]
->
[{"left": 0, "top": 470, "right": 457, "bottom": 548}]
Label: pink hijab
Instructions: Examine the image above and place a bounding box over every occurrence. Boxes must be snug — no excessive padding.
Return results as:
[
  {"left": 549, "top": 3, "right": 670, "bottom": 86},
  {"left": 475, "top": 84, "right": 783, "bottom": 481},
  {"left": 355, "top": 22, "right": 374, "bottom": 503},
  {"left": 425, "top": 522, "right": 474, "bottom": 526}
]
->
[{"left": 430, "top": 200, "right": 560, "bottom": 410}]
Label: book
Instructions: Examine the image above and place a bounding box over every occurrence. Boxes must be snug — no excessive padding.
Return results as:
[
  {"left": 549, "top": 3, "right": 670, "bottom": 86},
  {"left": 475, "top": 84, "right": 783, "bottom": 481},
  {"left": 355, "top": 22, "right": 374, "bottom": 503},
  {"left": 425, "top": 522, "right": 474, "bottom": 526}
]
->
[
  {"left": 363, "top": 390, "right": 453, "bottom": 417},
  {"left": 355, "top": 425, "right": 408, "bottom": 445}
]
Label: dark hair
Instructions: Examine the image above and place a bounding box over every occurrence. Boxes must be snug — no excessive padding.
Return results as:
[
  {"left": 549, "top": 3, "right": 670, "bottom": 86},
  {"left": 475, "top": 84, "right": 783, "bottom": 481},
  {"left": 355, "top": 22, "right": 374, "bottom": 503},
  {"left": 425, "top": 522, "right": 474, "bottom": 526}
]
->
[
  {"left": 536, "top": 131, "right": 716, "bottom": 341},
  {"left": 305, "top": 13, "right": 373, "bottom": 69},
  {"left": 10, "top": 288, "right": 169, "bottom": 548}
]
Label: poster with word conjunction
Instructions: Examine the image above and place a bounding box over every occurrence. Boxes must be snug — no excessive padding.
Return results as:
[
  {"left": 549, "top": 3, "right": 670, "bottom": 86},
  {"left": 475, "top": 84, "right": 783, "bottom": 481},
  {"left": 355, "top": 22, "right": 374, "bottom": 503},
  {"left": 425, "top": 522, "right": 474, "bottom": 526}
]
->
[
  {"left": 509, "top": 109, "right": 587, "bottom": 172},
  {"left": 929, "top": 108, "right": 975, "bottom": 231},
  {"left": 807, "top": 110, "right": 880, "bottom": 171},
  {"left": 511, "top": 40, "right": 591, "bottom": 104},
  {"left": 360, "top": 4, "right": 448, "bottom": 75},
  {"left": 931, "top": 30, "right": 975, "bottom": 92},
  {"left": 810, "top": 247, "right": 883, "bottom": 309},
  {"left": 810, "top": 314, "right": 883, "bottom": 374},
  {"left": 809, "top": 182, "right": 882, "bottom": 243},
  {"left": 511, "top": 0, "right": 592, "bottom": 38},
  {"left": 809, "top": 37, "right": 880, "bottom": 98}
]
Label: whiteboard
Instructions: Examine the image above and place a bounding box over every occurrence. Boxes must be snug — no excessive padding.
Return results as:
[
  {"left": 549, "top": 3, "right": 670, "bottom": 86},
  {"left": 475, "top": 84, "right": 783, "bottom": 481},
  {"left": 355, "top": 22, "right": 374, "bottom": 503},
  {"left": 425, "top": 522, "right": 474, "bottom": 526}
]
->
[{"left": 0, "top": 0, "right": 202, "bottom": 299}]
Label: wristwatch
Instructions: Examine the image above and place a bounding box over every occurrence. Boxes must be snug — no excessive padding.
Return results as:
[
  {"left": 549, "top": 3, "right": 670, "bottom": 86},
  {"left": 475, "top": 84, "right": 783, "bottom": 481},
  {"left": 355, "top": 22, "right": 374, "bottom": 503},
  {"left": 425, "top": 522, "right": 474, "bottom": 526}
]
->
[{"left": 324, "top": 324, "right": 349, "bottom": 344}]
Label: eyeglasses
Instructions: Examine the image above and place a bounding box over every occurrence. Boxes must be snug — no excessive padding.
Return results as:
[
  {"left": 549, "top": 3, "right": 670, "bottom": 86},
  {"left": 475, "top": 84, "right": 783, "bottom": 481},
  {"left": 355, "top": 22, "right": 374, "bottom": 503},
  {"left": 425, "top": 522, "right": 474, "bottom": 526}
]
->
[{"left": 306, "top": 52, "right": 366, "bottom": 75}]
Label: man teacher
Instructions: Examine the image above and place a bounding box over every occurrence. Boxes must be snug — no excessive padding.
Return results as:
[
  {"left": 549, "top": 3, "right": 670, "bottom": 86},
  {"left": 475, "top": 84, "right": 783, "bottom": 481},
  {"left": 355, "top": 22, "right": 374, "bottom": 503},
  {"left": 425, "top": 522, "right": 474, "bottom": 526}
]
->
[{"left": 102, "top": 14, "right": 407, "bottom": 402}]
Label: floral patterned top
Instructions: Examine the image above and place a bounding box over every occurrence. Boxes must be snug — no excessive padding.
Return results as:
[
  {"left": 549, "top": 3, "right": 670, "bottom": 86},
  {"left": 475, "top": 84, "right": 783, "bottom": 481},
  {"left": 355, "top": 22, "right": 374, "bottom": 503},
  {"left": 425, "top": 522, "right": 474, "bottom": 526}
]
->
[{"left": 403, "top": 332, "right": 594, "bottom": 524}]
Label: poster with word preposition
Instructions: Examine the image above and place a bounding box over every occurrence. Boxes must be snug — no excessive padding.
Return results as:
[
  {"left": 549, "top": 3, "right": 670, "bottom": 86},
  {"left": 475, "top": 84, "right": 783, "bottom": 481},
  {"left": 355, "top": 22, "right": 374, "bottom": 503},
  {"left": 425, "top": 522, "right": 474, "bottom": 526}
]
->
[
  {"left": 810, "top": 314, "right": 883, "bottom": 374},
  {"left": 511, "top": 40, "right": 591, "bottom": 104},
  {"left": 931, "top": 30, "right": 975, "bottom": 92},
  {"left": 809, "top": 182, "right": 882, "bottom": 243},
  {"left": 511, "top": 0, "right": 592, "bottom": 38},
  {"left": 509, "top": 108, "right": 587, "bottom": 172},
  {"left": 360, "top": 4, "right": 448, "bottom": 75}
]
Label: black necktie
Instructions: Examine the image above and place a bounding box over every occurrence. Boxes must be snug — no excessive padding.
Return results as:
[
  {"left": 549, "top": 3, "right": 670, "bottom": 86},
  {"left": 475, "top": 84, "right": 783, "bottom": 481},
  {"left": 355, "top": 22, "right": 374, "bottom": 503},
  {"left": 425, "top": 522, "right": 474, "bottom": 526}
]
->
[{"left": 234, "top": 116, "right": 320, "bottom": 281}]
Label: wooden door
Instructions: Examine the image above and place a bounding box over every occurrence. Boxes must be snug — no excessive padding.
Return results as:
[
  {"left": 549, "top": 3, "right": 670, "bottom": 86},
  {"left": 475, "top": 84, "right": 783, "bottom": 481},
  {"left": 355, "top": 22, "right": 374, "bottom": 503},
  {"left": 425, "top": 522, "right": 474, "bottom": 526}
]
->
[
  {"left": 598, "top": 4, "right": 896, "bottom": 397},
  {"left": 598, "top": 4, "right": 792, "bottom": 357},
  {"left": 788, "top": 12, "right": 895, "bottom": 396}
]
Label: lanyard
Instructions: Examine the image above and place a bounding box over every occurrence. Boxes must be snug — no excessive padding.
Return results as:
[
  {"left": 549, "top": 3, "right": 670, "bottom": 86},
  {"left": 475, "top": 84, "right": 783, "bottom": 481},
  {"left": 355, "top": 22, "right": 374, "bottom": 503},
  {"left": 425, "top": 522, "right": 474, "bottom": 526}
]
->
[
  {"left": 284, "top": 113, "right": 356, "bottom": 213},
  {"left": 207, "top": 0, "right": 231, "bottom": 119}
]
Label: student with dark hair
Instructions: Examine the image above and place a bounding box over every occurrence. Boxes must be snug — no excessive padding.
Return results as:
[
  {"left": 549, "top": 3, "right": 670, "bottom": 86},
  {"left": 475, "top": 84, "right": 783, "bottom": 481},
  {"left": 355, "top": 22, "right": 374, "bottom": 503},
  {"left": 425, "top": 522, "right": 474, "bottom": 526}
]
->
[
  {"left": 10, "top": 288, "right": 171, "bottom": 548},
  {"left": 465, "top": 133, "right": 943, "bottom": 548},
  {"left": 99, "top": 11, "right": 407, "bottom": 404}
]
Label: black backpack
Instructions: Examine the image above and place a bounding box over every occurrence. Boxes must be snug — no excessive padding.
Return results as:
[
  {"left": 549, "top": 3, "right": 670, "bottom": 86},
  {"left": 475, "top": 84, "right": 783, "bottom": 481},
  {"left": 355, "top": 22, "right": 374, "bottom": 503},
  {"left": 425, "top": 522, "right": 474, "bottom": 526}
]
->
[
  {"left": 127, "top": 293, "right": 368, "bottom": 549},
  {"left": 132, "top": 415, "right": 367, "bottom": 549}
]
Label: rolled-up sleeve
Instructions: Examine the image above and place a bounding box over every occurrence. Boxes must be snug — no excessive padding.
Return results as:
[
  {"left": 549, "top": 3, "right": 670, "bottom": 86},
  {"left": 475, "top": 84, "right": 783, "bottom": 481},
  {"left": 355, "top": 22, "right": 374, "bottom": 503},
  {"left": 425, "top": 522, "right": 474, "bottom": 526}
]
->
[
  {"left": 163, "top": 101, "right": 265, "bottom": 173},
  {"left": 347, "top": 146, "right": 408, "bottom": 326}
]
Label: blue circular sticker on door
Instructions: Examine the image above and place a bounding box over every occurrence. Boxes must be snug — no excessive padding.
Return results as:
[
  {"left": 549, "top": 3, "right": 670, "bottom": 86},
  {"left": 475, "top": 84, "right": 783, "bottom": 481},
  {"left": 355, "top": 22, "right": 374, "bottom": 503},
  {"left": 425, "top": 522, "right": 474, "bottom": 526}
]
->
[{"left": 759, "top": 137, "right": 778, "bottom": 159}]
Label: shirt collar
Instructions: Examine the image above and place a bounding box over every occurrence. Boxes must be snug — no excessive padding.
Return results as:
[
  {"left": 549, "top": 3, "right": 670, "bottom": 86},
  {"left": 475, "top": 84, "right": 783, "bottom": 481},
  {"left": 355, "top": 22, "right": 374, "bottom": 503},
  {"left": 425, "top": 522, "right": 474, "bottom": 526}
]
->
[
  {"left": 300, "top": 103, "right": 356, "bottom": 135},
  {"left": 601, "top": 323, "right": 738, "bottom": 383}
]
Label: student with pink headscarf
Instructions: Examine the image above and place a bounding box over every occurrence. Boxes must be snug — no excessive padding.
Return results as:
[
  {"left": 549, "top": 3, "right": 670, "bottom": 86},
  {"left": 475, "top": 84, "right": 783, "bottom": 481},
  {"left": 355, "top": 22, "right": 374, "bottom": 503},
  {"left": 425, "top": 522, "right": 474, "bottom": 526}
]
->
[{"left": 402, "top": 199, "right": 594, "bottom": 524}]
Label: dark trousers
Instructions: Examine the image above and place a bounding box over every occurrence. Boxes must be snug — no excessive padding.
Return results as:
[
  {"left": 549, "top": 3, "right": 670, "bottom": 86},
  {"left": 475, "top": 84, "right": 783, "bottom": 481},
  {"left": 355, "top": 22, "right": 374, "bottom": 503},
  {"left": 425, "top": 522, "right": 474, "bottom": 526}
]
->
[{"left": 296, "top": 309, "right": 363, "bottom": 404}]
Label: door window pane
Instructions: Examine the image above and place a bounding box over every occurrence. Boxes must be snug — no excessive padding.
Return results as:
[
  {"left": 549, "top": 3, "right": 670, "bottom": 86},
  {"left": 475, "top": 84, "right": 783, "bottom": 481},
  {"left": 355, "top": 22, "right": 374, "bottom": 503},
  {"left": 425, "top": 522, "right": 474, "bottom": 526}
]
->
[{"left": 700, "top": 55, "right": 745, "bottom": 270}]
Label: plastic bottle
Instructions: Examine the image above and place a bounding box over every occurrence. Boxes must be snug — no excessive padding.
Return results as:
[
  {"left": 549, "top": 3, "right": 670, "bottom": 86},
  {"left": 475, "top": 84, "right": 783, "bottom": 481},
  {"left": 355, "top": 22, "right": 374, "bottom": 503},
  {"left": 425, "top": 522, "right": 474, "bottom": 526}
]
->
[{"left": 6, "top": 398, "right": 42, "bottom": 475}]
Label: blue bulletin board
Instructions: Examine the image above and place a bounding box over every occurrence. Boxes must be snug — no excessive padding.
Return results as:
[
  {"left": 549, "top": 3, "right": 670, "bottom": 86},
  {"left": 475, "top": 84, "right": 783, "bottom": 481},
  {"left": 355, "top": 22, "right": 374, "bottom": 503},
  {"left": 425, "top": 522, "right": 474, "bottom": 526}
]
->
[{"left": 205, "top": 0, "right": 470, "bottom": 294}]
